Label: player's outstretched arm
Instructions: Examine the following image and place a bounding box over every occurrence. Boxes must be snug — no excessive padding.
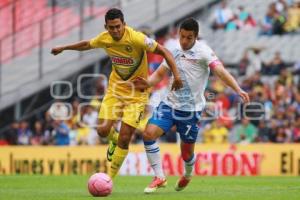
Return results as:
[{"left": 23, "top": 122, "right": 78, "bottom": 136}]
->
[
  {"left": 51, "top": 40, "right": 93, "bottom": 55},
  {"left": 132, "top": 65, "right": 169, "bottom": 90},
  {"left": 153, "top": 44, "right": 183, "bottom": 90},
  {"left": 212, "top": 64, "right": 250, "bottom": 103}
]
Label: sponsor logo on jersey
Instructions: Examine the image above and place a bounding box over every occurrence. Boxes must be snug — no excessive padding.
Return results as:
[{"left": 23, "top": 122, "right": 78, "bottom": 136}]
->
[
  {"left": 183, "top": 58, "right": 199, "bottom": 65},
  {"left": 111, "top": 56, "right": 134, "bottom": 66}
]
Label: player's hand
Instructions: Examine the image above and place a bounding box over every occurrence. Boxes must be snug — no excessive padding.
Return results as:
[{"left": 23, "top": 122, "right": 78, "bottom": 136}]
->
[
  {"left": 51, "top": 47, "right": 64, "bottom": 55},
  {"left": 238, "top": 90, "right": 250, "bottom": 103},
  {"left": 171, "top": 76, "right": 183, "bottom": 91},
  {"left": 132, "top": 77, "right": 150, "bottom": 90}
]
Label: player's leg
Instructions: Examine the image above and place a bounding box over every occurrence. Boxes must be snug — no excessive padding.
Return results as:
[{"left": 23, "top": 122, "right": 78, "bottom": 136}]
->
[
  {"left": 174, "top": 110, "right": 200, "bottom": 191},
  {"left": 181, "top": 142, "right": 195, "bottom": 178},
  {"left": 97, "top": 119, "right": 118, "bottom": 161},
  {"left": 175, "top": 141, "right": 195, "bottom": 191},
  {"left": 108, "top": 122, "right": 136, "bottom": 178},
  {"left": 97, "top": 94, "right": 122, "bottom": 161},
  {"left": 108, "top": 102, "right": 144, "bottom": 178},
  {"left": 143, "top": 124, "right": 167, "bottom": 193},
  {"left": 97, "top": 119, "right": 116, "bottom": 139},
  {"left": 143, "top": 102, "right": 174, "bottom": 194},
  {"left": 143, "top": 124, "right": 165, "bottom": 179}
]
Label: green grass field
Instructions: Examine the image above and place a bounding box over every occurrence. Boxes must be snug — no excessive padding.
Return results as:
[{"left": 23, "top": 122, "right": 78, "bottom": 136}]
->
[{"left": 0, "top": 175, "right": 299, "bottom": 200}]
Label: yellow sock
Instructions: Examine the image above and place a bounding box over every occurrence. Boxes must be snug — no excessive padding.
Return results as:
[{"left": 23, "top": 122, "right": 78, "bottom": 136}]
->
[
  {"left": 108, "top": 146, "right": 128, "bottom": 179},
  {"left": 107, "top": 128, "right": 119, "bottom": 144}
]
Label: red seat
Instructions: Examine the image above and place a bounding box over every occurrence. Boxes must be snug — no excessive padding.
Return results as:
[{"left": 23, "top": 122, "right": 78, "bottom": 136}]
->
[
  {"left": 54, "top": 8, "right": 80, "bottom": 36},
  {"left": 0, "top": 0, "right": 11, "bottom": 8},
  {"left": 15, "top": 25, "right": 39, "bottom": 55},
  {"left": 0, "top": 5, "right": 13, "bottom": 40},
  {"left": 42, "top": 17, "right": 53, "bottom": 42},
  {"left": 0, "top": 0, "right": 88, "bottom": 64}
]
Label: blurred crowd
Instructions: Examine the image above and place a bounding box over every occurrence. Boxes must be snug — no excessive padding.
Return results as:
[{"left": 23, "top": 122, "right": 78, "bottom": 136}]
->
[
  {"left": 200, "top": 67, "right": 300, "bottom": 144},
  {"left": 211, "top": 0, "right": 257, "bottom": 31},
  {"left": 1, "top": 1, "right": 300, "bottom": 146},
  {"left": 211, "top": 0, "right": 300, "bottom": 35}
]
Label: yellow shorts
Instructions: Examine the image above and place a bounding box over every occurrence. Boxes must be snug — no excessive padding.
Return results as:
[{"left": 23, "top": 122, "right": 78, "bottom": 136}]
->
[{"left": 98, "top": 94, "right": 146, "bottom": 128}]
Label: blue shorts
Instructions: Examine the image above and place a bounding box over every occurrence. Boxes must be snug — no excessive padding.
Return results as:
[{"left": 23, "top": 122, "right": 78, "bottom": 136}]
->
[{"left": 148, "top": 102, "right": 202, "bottom": 143}]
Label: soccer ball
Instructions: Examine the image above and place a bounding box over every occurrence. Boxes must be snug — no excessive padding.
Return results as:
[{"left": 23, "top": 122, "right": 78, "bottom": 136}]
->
[{"left": 87, "top": 173, "right": 113, "bottom": 197}]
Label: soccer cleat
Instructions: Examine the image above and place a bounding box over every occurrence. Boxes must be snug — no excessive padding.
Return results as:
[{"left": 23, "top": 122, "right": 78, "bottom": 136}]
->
[
  {"left": 175, "top": 176, "right": 191, "bottom": 191},
  {"left": 106, "top": 141, "right": 117, "bottom": 162},
  {"left": 144, "top": 177, "right": 167, "bottom": 194}
]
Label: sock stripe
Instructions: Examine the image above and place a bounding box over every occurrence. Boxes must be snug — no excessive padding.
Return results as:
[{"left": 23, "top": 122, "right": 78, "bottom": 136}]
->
[
  {"left": 143, "top": 140, "right": 156, "bottom": 145},
  {"left": 146, "top": 147, "right": 159, "bottom": 151},
  {"left": 185, "top": 153, "right": 195, "bottom": 163},
  {"left": 147, "top": 150, "right": 160, "bottom": 153},
  {"left": 186, "top": 162, "right": 195, "bottom": 166},
  {"left": 146, "top": 150, "right": 159, "bottom": 153},
  {"left": 145, "top": 146, "right": 159, "bottom": 151},
  {"left": 144, "top": 144, "right": 159, "bottom": 149},
  {"left": 145, "top": 145, "right": 159, "bottom": 151},
  {"left": 146, "top": 148, "right": 160, "bottom": 153},
  {"left": 186, "top": 160, "right": 195, "bottom": 166}
]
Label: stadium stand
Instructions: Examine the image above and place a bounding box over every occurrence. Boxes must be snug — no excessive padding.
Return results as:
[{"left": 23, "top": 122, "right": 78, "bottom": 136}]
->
[
  {"left": 0, "top": 0, "right": 211, "bottom": 110},
  {"left": 199, "top": 0, "right": 300, "bottom": 64},
  {"left": 0, "top": 0, "right": 214, "bottom": 144},
  {"left": 1, "top": 0, "right": 300, "bottom": 146}
]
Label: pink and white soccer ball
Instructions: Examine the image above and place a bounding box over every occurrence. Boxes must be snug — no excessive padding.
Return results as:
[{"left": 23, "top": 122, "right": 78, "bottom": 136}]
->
[{"left": 88, "top": 173, "right": 113, "bottom": 197}]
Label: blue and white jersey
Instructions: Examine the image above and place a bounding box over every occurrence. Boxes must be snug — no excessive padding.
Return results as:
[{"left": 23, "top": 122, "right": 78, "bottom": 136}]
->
[{"left": 162, "top": 40, "right": 221, "bottom": 112}]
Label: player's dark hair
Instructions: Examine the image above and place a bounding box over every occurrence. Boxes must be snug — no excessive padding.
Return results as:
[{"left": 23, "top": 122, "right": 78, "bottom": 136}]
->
[
  {"left": 105, "top": 8, "right": 124, "bottom": 23},
  {"left": 180, "top": 18, "right": 199, "bottom": 37}
]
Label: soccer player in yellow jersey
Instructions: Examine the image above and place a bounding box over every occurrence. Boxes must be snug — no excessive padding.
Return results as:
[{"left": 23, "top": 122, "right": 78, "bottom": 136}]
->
[{"left": 51, "top": 8, "right": 183, "bottom": 179}]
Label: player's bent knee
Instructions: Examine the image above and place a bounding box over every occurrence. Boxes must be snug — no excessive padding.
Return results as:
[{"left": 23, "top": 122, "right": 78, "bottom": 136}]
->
[
  {"left": 143, "top": 130, "right": 157, "bottom": 141},
  {"left": 182, "top": 150, "right": 193, "bottom": 162},
  {"left": 97, "top": 126, "right": 110, "bottom": 137}
]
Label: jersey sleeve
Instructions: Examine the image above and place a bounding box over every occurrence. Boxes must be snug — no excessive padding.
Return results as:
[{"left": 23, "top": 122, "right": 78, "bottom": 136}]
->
[
  {"left": 134, "top": 31, "right": 158, "bottom": 52},
  {"left": 89, "top": 32, "right": 105, "bottom": 48},
  {"left": 203, "top": 45, "right": 222, "bottom": 70}
]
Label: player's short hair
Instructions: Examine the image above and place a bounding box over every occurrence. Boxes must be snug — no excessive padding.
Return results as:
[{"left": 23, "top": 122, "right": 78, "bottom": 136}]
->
[
  {"left": 105, "top": 8, "right": 124, "bottom": 23},
  {"left": 180, "top": 18, "right": 199, "bottom": 37}
]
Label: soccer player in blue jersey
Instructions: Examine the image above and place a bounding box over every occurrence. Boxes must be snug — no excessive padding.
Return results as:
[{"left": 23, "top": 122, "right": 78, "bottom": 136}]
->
[{"left": 133, "top": 18, "right": 249, "bottom": 193}]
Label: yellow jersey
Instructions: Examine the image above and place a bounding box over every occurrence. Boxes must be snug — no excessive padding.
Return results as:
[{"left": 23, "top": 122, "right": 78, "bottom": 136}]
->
[{"left": 90, "top": 26, "right": 158, "bottom": 103}]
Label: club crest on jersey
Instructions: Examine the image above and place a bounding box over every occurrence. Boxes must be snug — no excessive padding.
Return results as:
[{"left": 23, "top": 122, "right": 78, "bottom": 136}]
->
[
  {"left": 111, "top": 56, "right": 134, "bottom": 66},
  {"left": 125, "top": 45, "right": 133, "bottom": 52}
]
